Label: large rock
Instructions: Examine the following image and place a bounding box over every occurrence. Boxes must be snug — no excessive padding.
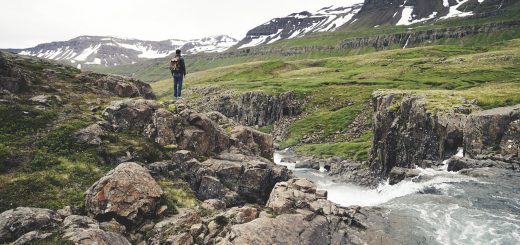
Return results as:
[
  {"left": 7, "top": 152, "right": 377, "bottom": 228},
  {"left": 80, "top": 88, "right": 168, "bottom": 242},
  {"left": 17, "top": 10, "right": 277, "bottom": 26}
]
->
[
  {"left": 230, "top": 126, "right": 273, "bottom": 160},
  {"left": 369, "top": 92, "right": 470, "bottom": 175},
  {"left": 63, "top": 228, "right": 131, "bottom": 245},
  {"left": 75, "top": 122, "right": 108, "bottom": 145},
  {"left": 0, "top": 207, "right": 60, "bottom": 243},
  {"left": 464, "top": 105, "right": 520, "bottom": 160},
  {"left": 176, "top": 111, "right": 232, "bottom": 156},
  {"left": 102, "top": 99, "right": 158, "bottom": 131},
  {"left": 220, "top": 178, "right": 407, "bottom": 245},
  {"left": 76, "top": 72, "right": 155, "bottom": 99},
  {"left": 147, "top": 209, "right": 202, "bottom": 245},
  {"left": 85, "top": 162, "right": 163, "bottom": 226}
]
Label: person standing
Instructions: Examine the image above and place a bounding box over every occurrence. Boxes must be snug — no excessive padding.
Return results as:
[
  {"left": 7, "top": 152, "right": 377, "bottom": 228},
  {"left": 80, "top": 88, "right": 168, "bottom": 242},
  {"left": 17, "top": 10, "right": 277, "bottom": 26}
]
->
[{"left": 169, "top": 49, "right": 186, "bottom": 99}]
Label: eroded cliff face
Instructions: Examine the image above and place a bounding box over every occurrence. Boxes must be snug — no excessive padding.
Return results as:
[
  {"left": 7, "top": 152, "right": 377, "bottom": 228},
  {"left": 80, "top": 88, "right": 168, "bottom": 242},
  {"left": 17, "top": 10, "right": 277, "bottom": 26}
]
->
[
  {"left": 195, "top": 90, "right": 303, "bottom": 127},
  {"left": 464, "top": 105, "right": 520, "bottom": 160},
  {"left": 369, "top": 92, "right": 470, "bottom": 175},
  {"left": 369, "top": 91, "right": 519, "bottom": 176}
]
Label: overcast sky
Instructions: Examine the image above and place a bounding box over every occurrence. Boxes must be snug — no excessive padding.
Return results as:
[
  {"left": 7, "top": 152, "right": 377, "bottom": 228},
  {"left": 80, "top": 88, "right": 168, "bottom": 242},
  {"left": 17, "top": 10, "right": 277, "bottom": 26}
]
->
[{"left": 0, "top": 0, "right": 364, "bottom": 48}]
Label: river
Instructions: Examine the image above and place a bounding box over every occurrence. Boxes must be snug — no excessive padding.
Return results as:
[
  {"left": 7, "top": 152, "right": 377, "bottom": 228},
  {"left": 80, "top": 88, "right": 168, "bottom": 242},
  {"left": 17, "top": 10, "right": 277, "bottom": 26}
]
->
[{"left": 273, "top": 149, "right": 520, "bottom": 245}]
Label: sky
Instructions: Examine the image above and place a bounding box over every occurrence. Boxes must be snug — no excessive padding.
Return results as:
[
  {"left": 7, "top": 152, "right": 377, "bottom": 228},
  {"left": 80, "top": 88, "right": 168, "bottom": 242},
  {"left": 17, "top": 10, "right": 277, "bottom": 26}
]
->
[{"left": 0, "top": 0, "right": 364, "bottom": 49}]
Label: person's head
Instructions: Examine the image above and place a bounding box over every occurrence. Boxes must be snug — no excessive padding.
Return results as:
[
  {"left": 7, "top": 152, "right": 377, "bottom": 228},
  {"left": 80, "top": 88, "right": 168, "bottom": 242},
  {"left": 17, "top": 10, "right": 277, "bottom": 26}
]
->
[{"left": 175, "top": 49, "right": 181, "bottom": 55}]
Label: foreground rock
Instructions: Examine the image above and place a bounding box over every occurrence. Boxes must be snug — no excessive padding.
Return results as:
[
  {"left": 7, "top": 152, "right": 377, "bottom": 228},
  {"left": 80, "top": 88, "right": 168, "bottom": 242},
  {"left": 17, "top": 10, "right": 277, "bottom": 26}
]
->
[
  {"left": 101, "top": 98, "right": 275, "bottom": 159},
  {"left": 0, "top": 207, "right": 60, "bottom": 243},
  {"left": 150, "top": 152, "right": 290, "bottom": 206},
  {"left": 219, "top": 178, "right": 407, "bottom": 245},
  {"left": 62, "top": 215, "right": 131, "bottom": 245},
  {"left": 85, "top": 162, "right": 163, "bottom": 226}
]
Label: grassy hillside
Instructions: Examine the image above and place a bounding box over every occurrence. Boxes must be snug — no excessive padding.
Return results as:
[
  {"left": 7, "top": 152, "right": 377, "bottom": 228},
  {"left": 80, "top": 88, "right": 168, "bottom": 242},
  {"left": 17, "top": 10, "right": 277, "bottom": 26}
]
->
[{"left": 152, "top": 38, "right": 520, "bottom": 159}]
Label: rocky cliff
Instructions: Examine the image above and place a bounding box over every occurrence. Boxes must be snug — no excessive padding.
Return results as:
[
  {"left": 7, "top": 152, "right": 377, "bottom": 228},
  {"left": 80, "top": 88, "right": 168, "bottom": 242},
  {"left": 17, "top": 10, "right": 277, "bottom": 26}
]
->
[
  {"left": 194, "top": 90, "right": 304, "bottom": 127},
  {"left": 369, "top": 91, "right": 519, "bottom": 176},
  {"left": 369, "top": 92, "right": 471, "bottom": 175}
]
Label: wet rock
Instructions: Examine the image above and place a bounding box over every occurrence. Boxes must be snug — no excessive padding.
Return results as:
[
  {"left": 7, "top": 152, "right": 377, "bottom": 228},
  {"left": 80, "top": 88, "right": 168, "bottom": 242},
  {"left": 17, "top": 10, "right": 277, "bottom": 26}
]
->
[
  {"left": 388, "top": 167, "right": 422, "bottom": 185},
  {"left": 464, "top": 105, "right": 520, "bottom": 160},
  {"left": 0, "top": 207, "right": 60, "bottom": 243},
  {"left": 447, "top": 157, "right": 517, "bottom": 172},
  {"left": 85, "top": 162, "right": 163, "bottom": 226}
]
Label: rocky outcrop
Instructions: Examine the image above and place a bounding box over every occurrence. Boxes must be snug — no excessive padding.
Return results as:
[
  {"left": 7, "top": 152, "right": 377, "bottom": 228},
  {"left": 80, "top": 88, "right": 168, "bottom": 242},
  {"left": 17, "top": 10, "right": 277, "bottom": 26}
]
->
[
  {"left": 149, "top": 152, "right": 290, "bottom": 206},
  {"left": 76, "top": 72, "right": 155, "bottom": 99},
  {"left": 85, "top": 162, "right": 163, "bottom": 226},
  {"left": 219, "top": 178, "right": 408, "bottom": 245},
  {"left": 101, "top": 98, "right": 276, "bottom": 158},
  {"left": 0, "top": 52, "right": 32, "bottom": 93},
  {"left": 369, "top": 92, "right": 470, "bottom": 175},
  {"left": 62, "top": 215, "right": 131, "bottom": 245},
  {"left": 464, "top": 105, "right": 520, "bottom": 161},
  {"left": 196, "top": 91, "right": 303, "bottom": 127},
  {"left": 0, "top": 207, "right": 61, "bottom": 243}
]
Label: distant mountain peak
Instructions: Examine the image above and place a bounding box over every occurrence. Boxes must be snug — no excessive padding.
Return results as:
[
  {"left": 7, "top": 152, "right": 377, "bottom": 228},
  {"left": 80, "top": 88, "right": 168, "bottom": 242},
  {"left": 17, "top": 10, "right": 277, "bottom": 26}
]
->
[{"left": 12, "top": 35, "right": 238, "bottom": 68}]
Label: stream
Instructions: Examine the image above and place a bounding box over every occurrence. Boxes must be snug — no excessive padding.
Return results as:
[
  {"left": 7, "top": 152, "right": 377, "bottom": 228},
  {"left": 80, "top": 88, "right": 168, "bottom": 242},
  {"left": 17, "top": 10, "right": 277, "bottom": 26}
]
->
[{"left": 274, "top": 149, "right": 520, "bottom": 245}]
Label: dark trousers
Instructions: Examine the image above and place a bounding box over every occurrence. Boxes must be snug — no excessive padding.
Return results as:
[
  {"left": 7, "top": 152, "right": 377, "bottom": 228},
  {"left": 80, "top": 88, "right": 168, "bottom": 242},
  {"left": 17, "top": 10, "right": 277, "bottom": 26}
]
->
[{"left": 172, "top": 72, "right": 183, "bottom": 98}]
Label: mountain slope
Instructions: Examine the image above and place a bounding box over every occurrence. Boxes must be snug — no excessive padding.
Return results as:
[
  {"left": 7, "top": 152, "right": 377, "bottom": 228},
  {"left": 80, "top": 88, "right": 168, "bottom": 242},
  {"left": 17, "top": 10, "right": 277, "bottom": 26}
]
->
[
  {"left": 7, "top": 35, "right": 237, "bottom": 68},
  {"left": 235, "top": 0, "right": 517, "bottom": 48},
  {"left": 236, "top": 4, "right": 363, "bottom": 49}
]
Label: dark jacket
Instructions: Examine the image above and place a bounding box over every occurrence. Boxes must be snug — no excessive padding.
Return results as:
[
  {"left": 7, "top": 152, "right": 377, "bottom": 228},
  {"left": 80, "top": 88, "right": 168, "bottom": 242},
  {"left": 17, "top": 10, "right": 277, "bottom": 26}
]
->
[{"left": 171, "top": 55, "right": 186, "bottom": 76}]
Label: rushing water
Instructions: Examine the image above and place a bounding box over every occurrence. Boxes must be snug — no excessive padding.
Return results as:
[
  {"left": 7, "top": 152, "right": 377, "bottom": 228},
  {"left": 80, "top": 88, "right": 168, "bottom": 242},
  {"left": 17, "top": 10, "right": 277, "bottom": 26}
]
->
[{"left": 274, "top": 149, "right": 520, "bottom": 245}]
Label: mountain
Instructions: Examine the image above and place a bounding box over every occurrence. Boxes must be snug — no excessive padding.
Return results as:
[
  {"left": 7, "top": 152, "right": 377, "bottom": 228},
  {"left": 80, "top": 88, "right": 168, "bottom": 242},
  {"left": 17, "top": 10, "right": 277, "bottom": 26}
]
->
[
  {"left": 236, "top": 4, "right": 363, "bottom": 49},
  {"left": 7, "top": 35, "right": 237, "bottom": 68},
  {"left": 235, "top": 0, "right": 515, "bottom": 48}
]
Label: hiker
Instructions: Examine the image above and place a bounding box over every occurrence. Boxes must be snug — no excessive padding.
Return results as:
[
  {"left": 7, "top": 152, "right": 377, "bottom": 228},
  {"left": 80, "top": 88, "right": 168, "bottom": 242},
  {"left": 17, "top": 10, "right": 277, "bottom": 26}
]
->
[{"left": 170, "top": 49, "right": 186, "bottom": 99}]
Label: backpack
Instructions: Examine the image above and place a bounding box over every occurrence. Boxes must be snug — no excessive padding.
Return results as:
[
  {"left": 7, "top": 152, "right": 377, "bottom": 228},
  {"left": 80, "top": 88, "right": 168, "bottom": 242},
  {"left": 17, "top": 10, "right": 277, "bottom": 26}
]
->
[{"left": 170, "top": 57, "right": 181, "bottom": 72}]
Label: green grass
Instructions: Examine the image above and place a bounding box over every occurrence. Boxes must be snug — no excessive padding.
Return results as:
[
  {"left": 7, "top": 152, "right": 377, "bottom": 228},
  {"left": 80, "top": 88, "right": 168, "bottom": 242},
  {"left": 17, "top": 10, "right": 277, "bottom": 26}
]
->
[
  {"left": 151, "top": 38, "right": 520, "bottom": 157},
  {"left": 297, "top": 132, "right": 373, "bottom": 161}
]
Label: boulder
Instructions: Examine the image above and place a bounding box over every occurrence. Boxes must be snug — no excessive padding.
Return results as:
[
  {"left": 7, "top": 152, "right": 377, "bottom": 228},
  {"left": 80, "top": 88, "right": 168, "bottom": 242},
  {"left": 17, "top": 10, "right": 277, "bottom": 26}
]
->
[
  {"left": 102, "top": 99, "right": 158, "bottom": 131},
  {"left": 266, "top": 178, "right": 322, "bottom": 213},
  {"left": 176, "top": 111, "right": 232, "bottom": 156},
  {"left": 230, "top": 126, "right": 274, "bottom": 159},
  {"left": 145, "top": 108, "right": 179, "bottom": 146},
  {"left": 75, "top": 123, "right": 108, "bottom": 145},
  {"left": 0, "top": 52, "right": 32, "bottom": 93},
  {"left": 147, "top": 209, "right": 202, "bottom": 245},
  {"left": 77, "top": 72, "right": 155, "bottom": 99},
  {"left": 388, "top": 167, "right": 422, "bottom": 185},
  {"left": 0, "top": 207, "right": 60, "bottom": 243},
  {"left": 464, "top": 105, "right": 520, "bottom": 160},
  {"left": 85, "top": 162, "right": 163, "bottom": 226}
]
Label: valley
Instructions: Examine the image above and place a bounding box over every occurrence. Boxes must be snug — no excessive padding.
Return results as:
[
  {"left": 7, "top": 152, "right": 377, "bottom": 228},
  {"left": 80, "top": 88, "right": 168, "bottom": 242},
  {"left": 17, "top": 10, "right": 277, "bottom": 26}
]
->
[{"left": 0, "top": 0, "right": 519, "bottom": 244}]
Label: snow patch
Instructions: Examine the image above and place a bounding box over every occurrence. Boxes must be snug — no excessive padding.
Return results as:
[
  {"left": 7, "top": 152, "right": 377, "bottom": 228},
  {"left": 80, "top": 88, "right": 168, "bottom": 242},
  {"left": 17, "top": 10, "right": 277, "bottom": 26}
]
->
[{"left": 441, "top": 0, "right": 473, "bottom": 20}]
